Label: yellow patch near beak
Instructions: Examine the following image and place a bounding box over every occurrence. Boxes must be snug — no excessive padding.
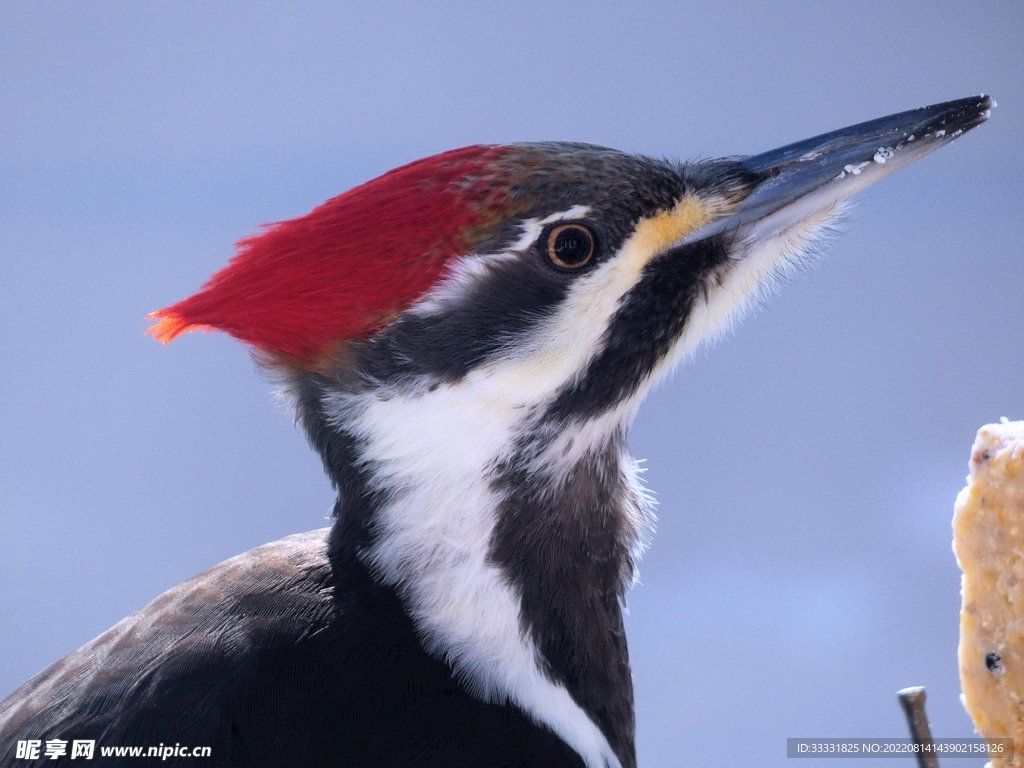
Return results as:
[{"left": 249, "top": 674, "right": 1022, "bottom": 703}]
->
[
  {"left": 630, "top": 194, "right": 715, "bottom": 259},
  {"left": 596, "top": 194, "right": 726, "bottom": 297}
]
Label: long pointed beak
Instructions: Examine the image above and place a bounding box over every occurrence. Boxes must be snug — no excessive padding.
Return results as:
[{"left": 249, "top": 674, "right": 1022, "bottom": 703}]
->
[{"left": 689, "top": 95, "right": 993, "bottom": 245}]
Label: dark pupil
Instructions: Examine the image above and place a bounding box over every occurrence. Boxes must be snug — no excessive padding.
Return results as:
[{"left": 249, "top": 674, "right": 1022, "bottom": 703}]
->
[{"left": 553, "top": 228, "right": 591, "bottom": 265}]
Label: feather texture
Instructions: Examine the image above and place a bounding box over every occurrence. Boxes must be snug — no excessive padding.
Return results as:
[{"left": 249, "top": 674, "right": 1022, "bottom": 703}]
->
[{"left": 148, "top": 145, "right": 509, "bottom": 364}]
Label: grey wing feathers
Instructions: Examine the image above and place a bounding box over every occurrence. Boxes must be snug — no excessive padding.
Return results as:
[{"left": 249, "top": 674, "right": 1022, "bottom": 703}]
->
[{"left": 0, "top": 529, "right": 334, "bottom": 748}]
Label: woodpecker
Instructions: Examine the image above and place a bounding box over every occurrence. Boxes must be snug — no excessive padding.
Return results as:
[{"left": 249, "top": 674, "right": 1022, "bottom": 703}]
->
[{"left": 0, "top": 97, "right": 991, "bottom": 768}]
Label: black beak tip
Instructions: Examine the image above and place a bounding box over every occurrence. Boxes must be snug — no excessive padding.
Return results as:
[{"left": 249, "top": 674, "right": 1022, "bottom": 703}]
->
[{"left": 926, "top": 93, "right": 994, "bottom": 135}]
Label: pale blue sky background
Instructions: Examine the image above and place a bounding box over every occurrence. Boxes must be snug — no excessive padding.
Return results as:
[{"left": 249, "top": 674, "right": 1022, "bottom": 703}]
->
[{"left": 1, "top": 2, "right": 1022, "bottom": 765}]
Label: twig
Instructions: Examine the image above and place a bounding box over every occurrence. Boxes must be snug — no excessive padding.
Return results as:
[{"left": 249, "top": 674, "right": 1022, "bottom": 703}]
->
[{"left": 897, "top": 687, "right": 940, "bottom": 768}]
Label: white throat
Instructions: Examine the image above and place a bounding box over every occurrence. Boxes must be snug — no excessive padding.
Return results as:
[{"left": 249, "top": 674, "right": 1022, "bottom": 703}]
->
[{"left": 318, "top": 367, "right": 641, "bottom": 768}]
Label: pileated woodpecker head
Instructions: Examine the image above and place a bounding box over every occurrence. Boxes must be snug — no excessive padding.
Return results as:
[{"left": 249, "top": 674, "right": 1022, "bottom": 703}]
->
[{"left": 148, "top": 97, "right": 990, "bottom": 768}]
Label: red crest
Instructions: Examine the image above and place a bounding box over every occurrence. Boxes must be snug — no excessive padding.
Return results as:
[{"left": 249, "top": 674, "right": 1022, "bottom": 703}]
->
[{"left": 148, "top": 145, "right": 509, "bottom": 365}]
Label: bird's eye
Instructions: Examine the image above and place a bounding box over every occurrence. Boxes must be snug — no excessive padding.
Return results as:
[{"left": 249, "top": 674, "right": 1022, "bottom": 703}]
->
[{"left": 544, "top": 224, "right": 596, "bottom": 270}]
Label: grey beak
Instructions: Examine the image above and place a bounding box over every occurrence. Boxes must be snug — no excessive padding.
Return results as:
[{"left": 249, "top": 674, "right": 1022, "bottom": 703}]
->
[{"left": 689, "top": 95, "right": 993, "bottom": 245}]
